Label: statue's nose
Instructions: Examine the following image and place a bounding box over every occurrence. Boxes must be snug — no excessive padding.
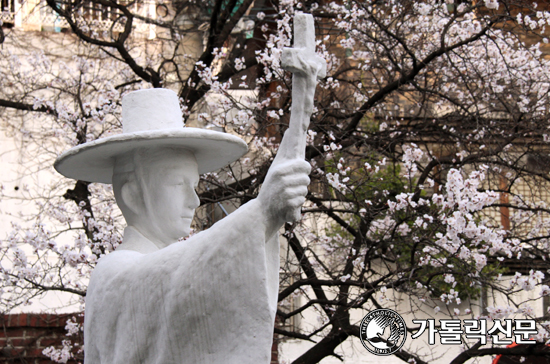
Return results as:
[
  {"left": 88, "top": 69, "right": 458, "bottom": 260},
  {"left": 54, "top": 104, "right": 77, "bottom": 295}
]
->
[{"left": 189, "top": 190, "right": 200, "bottom": 210}]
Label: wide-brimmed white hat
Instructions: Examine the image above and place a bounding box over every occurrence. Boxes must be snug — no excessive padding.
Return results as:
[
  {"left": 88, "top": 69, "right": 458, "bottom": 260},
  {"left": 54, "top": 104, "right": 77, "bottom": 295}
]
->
[{"left": 54, "top": 88, "right": 248, "bottom": 184}]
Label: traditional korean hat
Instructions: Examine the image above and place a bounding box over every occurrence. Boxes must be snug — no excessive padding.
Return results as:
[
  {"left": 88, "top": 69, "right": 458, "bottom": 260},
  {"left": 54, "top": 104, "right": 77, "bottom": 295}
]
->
[{"left": 54, "top": 88, "right": 248, "bottom": 184}]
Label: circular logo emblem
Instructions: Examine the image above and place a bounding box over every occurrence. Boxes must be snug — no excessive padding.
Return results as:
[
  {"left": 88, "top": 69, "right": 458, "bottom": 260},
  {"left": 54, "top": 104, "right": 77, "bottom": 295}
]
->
[{"left": 359, "top": 309, "right": 407, "bottom": 356}]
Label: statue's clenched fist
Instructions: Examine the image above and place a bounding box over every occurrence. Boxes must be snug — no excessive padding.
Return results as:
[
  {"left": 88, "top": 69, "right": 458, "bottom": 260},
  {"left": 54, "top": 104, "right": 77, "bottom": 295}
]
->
[{"left": 258, "top": 159, "right": 312, "bottom": 224}]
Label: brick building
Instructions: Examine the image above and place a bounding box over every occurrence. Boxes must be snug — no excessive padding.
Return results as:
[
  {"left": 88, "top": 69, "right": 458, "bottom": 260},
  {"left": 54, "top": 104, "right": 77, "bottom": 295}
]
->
[
  {"left": 0, "top": 313, "right": 279, "bottom": 363},
  {"left": 0, "top": 314, "right": 82, "bottom": 363}
]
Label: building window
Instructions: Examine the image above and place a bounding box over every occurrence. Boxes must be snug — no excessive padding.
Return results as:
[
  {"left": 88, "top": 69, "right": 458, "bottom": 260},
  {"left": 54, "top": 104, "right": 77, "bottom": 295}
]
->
[
  {"left": 77, "top": 0, "right": 135, "bottom": 22},
  {"left": 52, "top": 0, "right": 140, "bottom": 23},
  {"left": 499, "top": 173, "right": 510, "bottom": 231},
  {"left": 1, "top": 0, "right": 15, "bottom": 28},
  {"left": 1, "top": 0, "right": 14, "bottom": 13},
  {"left": 278, "top": 274, "right": 301, "bottom": 333}
]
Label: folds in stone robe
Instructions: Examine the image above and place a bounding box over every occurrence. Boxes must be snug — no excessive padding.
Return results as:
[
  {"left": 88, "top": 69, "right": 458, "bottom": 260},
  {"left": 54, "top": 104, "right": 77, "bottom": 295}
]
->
[{"left": 83, "top": 200, "right": 280, "bottom": 364}]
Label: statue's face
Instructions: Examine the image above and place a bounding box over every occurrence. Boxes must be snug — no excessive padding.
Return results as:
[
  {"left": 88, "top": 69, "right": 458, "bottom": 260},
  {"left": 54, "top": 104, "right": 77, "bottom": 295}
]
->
[{"left": 137, "top": 148, "right": 200, "bottom": 247}]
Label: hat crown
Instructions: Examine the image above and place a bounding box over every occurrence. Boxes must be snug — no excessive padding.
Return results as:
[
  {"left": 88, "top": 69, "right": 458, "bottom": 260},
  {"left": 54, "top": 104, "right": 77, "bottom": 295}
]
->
[
  {"left": 55, "top": 88, "right": 247, "bottom": 184},
  {"left": 122, "top": 89, "right": 183, "bottom": 133}
]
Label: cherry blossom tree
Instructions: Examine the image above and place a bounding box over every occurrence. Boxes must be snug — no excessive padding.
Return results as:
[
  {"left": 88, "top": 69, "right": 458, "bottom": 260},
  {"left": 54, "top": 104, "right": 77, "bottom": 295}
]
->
[{"left": 3, "top": 0, "right": 550, "bottom": 363}]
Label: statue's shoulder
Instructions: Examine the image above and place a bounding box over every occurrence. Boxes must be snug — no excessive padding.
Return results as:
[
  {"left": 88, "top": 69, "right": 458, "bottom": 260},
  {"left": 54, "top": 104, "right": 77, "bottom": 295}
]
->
[{"left": 91, "top": 250, "right": 142, "bottom": 279}]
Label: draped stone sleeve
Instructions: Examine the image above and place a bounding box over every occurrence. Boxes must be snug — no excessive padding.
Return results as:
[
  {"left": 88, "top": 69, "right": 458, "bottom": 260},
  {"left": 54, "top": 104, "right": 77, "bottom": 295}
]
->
[{"left": 83, "top": 199, "right": 280, "bottom": 364}]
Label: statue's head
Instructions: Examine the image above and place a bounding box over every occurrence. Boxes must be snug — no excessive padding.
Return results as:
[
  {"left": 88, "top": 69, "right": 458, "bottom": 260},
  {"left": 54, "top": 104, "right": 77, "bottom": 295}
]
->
[
  {"left": 112, "top": 147, "right": 200, "bottom": 248},
  {"left": 54, "top": 88, "right": 247, "bottom": 248}
]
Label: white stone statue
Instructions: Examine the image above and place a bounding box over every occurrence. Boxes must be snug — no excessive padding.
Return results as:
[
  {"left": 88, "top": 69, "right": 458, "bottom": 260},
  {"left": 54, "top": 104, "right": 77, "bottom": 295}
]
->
[{"left": 54, "top": 13, "right": 325, "bottom": 364}]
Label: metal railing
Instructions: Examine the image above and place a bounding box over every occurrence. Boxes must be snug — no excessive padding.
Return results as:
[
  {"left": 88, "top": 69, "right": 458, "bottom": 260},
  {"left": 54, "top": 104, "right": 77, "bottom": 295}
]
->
[
  {"left": 1, "top": 11, "right": 15, "bottom": 23},
  {"left": 2, "top": 0, "right": 156, "bottom": 37}
]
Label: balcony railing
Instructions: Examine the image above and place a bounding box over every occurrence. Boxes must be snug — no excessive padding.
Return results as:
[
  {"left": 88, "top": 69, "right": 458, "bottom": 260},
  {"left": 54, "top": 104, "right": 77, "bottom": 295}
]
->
[
  {"left": 1, "top": 11, "right": 15, "bottom": 24},
  {"left": 2, "top": 0, "right": 156, "bottom": 37}
]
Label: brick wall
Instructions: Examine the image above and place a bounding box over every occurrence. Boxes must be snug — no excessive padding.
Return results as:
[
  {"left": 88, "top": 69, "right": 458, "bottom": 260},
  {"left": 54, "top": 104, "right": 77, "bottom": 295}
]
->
[
  {"left": 0, "top": 313, "right": 83, "bottom": 364},
  {"left": 271, "top": 336, "right": 279, "bottom": 364},
  {"left": 0, "top": 313, "right": 279, "bottom": 364}
]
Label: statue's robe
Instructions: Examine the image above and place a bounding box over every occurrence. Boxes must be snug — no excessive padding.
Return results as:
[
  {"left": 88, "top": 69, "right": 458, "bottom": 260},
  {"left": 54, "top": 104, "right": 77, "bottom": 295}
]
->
[{"left": 83, "top": 200, "right": 280, "bottom": 364}]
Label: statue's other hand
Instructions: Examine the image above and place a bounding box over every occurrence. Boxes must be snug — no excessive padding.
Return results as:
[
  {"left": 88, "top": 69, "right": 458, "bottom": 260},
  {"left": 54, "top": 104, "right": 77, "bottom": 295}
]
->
[{"left": 258, "top": 159, "right": 311, "bottom": 224}]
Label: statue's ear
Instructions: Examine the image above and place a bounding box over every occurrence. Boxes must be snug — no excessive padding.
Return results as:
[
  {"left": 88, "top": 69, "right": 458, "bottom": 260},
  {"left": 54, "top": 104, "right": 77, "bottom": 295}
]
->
[{"left": 120, "top": 179, "right": 143, "bottom": 216}]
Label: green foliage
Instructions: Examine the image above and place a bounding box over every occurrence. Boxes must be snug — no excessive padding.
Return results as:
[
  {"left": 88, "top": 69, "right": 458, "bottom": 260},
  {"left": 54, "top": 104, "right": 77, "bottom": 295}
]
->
[{"left": 323, "top": 154, "right": 506, "bottom": 302}]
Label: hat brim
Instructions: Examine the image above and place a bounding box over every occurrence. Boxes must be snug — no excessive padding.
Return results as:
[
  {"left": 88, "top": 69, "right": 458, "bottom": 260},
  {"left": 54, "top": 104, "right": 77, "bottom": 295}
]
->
[{"left": 54, "top": 128, "right": 248, "bottom": 184}]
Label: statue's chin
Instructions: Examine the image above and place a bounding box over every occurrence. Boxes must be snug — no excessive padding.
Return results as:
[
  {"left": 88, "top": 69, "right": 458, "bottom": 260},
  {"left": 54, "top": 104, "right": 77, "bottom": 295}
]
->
[
  {"left": 178, "top": 220, "right": 192, "bottom": 238},
  {"left": 149, "top": 219, "right": 192, "bottom": 244}
]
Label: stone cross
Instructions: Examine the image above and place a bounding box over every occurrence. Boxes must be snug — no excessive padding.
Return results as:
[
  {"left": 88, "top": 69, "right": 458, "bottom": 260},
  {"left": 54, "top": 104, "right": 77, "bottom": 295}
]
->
[
  {"left": 281, "top": 13, "right": 327, "bottom": 81},
  {"left": 276, "top": 12, "right": 326, "bottom": 221}
]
